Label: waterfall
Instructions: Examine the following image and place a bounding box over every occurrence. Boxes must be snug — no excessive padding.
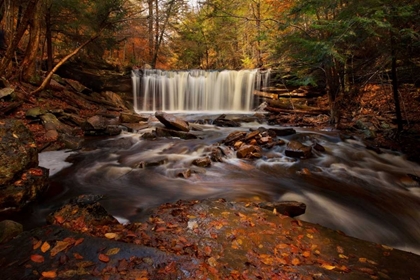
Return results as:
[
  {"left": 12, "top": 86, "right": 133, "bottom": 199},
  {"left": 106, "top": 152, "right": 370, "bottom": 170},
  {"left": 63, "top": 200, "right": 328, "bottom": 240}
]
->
[{"left": 131, "top": 69, "right": 269, "bottom": 113}]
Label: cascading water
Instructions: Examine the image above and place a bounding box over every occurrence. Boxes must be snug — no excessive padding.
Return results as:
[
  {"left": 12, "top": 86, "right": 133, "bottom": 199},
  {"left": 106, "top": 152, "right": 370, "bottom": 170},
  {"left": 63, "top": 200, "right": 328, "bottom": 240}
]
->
[{"left": 131, "top": 69, "right": 269, "bottom": 113}]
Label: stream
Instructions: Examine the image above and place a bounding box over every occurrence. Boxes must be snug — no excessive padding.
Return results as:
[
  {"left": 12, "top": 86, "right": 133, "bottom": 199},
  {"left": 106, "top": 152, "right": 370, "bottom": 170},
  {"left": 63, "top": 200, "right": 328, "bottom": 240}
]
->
[{"left": 15, "top": 113, "right": 420, "bottom": 255}]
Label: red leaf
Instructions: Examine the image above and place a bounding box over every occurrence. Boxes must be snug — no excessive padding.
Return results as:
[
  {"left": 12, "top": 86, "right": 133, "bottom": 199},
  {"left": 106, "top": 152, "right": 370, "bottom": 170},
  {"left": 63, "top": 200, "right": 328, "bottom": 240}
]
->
[
  {"left": 99, "top": 253, "right": 110, "bottom": 263},
  {"left": 30, "top": 254, "right": 44, "bottom": 263}
]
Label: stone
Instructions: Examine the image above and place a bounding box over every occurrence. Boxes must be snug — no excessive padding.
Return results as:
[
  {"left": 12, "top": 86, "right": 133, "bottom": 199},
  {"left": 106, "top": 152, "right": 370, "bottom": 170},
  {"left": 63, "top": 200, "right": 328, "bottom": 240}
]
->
[
  {"left": 257, "top": 201, "right": 306, "bottom": 217},
  {"left": 213, "top": 115, "right": 241, "bottom": 127},
  {"left": 45, "top": 129, "right": 59, "bottom": 141},
  {"left": 244, "top": 130, "right": 260, "bottom": 142},
  {"left": 155, "top": 111, "right": 190, "bottom": 132},
  {"left": 40, "top": 113, "right": 71, "bottom": 133},
  {"left": 192, "top": 157, "right": 212, "bottom": 168},
  {"left": 313, "top": 143, "right": 325, "bottom": 152},
  {"left": 268, "top": 128, "right": 297, "bottom": 136},
  {"left": 25, "top": 107, "right": 46, "bottom": 118},
  {"left": 119, "top": 112, "right": 148, "bottom": 123},
  {"left": 236, "top": 145, "right": 260, "bottom": 159},
  {"left": 223, "top": 131, "right": 247, "bottom": 145},
  {"left": 0, "top": 87, "right": 14, "bottom": 99},
  {"left": 0, "top": 220, "right": 23, "bottom": 243},
  {"left": 285, "top": 140, "right": 312, "bottom": 158}
]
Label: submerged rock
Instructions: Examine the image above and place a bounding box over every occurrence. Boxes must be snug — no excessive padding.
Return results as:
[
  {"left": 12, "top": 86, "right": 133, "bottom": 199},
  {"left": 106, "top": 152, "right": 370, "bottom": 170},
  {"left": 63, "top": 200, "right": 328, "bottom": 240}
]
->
[
  {"left": 155, "top": 127, "right": 197, "bottom": 139},
  {"left": 285, "top": 140, "right": 312, "bottom": 158}
]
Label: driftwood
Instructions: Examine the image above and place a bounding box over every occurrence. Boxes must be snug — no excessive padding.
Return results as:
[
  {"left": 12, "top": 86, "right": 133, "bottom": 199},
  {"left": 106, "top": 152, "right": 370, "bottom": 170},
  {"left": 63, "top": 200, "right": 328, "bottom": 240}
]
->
[{"left": 265, "top": 106, "right": 329, "bottom": 115}]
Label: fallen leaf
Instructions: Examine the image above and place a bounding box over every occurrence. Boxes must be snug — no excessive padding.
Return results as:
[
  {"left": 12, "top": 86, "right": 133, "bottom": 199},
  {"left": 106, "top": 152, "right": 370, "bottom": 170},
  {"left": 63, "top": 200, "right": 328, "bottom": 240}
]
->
[
  {"left": 321, "top": 263, "right": 336, "bottom": 270},
  {"left": 359, "top": 257, "right": 367, "bottom": 263},
  {"left": 291, "top": 258, "right": 301, "bottom": 265},
  {"left": 339, "top": 254, "right": 348, "bottom": 259},
  {"left": 54, "top": 215, "right": 65, "bottom": 224},
  {"left": 41, "top": 241, "right": 51, "bottom": 253},
  {"left": 73, "top": 253, "right": 84, "bottom": 260},
  {"left": 51, "top": 241, "right": 71, "bottom": 257},
  {"left": 41, "top": 271, "right": 57, "bottom": 278},
  {"left": 29, "top": 168, "right": 43, "bottom": 176},
  {"left": 30, "top": 254, "right": 44, "bottom": 263},
  {"left": 74, "top": 238, "right": 84, "bottom": 246},
  {"left": 105, "top": 233, "right": 118, "bottom": 239},
  {"left": 302, "top": 251, "right": 311, "bottom": 258},
  {"left": 381, "top": 245, "right": 393, "bottom": 250},
  {"left": 336, "top": 246, "right": 344, "bottom": 254},
  {"left": 99, "top": 253, "right": 110, "bottom": 263},
  {"left": 33, "top": 239, "right": 42, "bottom": 250},
  {"left": 106, "top": 247, "right": 120, "bottom": 256}
]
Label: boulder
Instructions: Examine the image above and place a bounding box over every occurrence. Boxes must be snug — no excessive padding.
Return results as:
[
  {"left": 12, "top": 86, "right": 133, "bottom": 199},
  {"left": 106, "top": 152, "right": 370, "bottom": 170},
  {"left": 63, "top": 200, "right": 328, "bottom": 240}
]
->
[
  {"left": 236, "top": 145, "right": 261, "bottom": 159},
  {"left": 155, "top": 111, "right": 190, "bottom": 132},
  {"left": 0, "top": 220, "right": 23, "bottom": 243},
  {"left": 192, "top": 157, "right": 212, "bottom": 168},
  {"left": 0, "top": 87, "right": 14, "bottom": 99},
  {"left": 213, "top": 114, "right": 241, "bottom": 127},
  {"left": 268, "top": 128, "right": 296, "bottom": 136},
  {"left": 257, "top": 201, "right": 306, "bottom": 217},
  {"left": 0, "top": 119, "right": 49, "bottom": 210},
  {"left": 285, "top": 140, "right": 312, "bottom": 158},
  {"left": 119, "top": 112, "right": 148, "bottom": 123}
]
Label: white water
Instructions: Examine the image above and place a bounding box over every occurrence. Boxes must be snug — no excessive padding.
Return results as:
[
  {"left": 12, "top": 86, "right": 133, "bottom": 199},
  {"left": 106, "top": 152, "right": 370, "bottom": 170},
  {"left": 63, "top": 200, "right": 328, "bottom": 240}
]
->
[{"left": 132, "top": 69, "right": 268, "bottom": 113}]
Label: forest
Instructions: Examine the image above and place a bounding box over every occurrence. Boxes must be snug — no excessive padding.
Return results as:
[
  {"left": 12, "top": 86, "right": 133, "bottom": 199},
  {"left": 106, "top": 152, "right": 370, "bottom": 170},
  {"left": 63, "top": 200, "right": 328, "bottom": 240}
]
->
[{"left": 0, "top": 0, "right": 420, "bottom": 129}]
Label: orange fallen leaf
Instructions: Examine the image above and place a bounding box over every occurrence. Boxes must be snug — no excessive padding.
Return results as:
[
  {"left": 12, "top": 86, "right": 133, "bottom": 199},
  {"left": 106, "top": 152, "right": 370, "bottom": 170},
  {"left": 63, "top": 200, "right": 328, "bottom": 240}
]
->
[
  {"left": 291, "top": 258, "right": 301, "bottom": 265},
  {"left": 74, "top": 238, "right": 84, "bottom": 246},
  {"left": 321, "top": 263, "right": 336, "bottom": 270},
  {"left": 99, "top": 253, "right": 110, "bottom": 263},
  {"left": 302, "top": 251, "right": 311, "bottom": 258},
  {"left": 54, "top": 215, "right": 65, "bottom": 224},
  {"left": 73, "top": 253, "right": 84, "bottom": 260},
  {"left": 41, "top": 270, "right": 57, "bottom": 278},
  {"left": 30, "top": 254, "right": 44, "bottom": 263},
  {"left": 41, "top": 241, "right": 51, "bottom": 253},
  {"left": 33, "top": 239, "right": 42, "bottom": 250}
]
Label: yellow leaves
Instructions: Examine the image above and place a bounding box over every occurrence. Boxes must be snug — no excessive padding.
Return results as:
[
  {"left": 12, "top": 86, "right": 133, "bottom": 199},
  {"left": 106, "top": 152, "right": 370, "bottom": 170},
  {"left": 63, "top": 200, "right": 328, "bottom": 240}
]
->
[
  {"left": 105, "top": 232, "right": 118, "bottom": 239},
  {"left": 260, "top": 254, "right": 275, "bottom": 265},
  {"left": 358, "top": 257, "right": 377, "bottom": 265},
  {"left": 338, "top": 254, "right": 348, "bottom": 259},
  {"left": 106, "top": 247, "right": 120, "bottom": 256},
  {"left": 30, "top": 254, "right": 44, "bottom": 263},
  {"left": 306, "top": 233, "right": 313, "bottom": 239},
  {"left": 50, "top": 241, "right": 72, "bottom": 257},
  {"left": 33, "top": 239, "right": 42, "bottom": 250},
  {"left": 321, "top": 263, "right": 336, "bottom": 270},
  {"left": 336, "top": 246, "right": 344, "bottom": 254},
  {"left": 41, "top": 271, "right": 57, "bottom": 278},
  {"left": 381, "top": 244, "right": 394, "bottom": 250},
  {"left": 41, "top": 241, "right": 51, "bottom": 253}
]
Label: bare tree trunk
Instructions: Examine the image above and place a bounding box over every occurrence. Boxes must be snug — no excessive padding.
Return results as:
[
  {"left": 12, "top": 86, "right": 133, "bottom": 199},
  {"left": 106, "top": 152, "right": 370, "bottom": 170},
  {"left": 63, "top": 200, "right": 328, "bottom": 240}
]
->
[
  {"left": 21, "top": 0, "right": 41, "bottom": 82},
  {"left": 148, "top": 0, "right": 154, "bottom": 65},
  {"left": 31, "top": 34, "right": 100, "bottom": 95},
  {"left": 45, "top": 1, "right": 53, "bottom": 72},
  {"left": 0, "top": 0, "right": 39, "bottom": 76}
]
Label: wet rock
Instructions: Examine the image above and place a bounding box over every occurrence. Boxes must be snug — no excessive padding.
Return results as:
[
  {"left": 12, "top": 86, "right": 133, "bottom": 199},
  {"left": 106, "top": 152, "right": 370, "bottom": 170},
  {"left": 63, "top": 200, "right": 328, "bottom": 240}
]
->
[
  {"left": 70, "top": 194, "right": 104, "bottom": 206},
  {"left": 0, "top": 119, "right": 49, "bottom": 210},
  {"left": 268, "top": 128, "right": 296, "bottom": 136},
  {"left": 40, "top": 113, "right": 72, "bottom": 133},
  {"left": 45, "top": 129, "right": 59, "bottom": 141},
  {"left": 25, "top": 107, "right": 46, "bottom": 118},
  {"left": 0, "top": 87, "right": 14, "bottom": 99},
  {"left": 213, "top": 114, "right": 241, "bottom": 127},
  {"left": 313, "top": 143, "right": 325, "bottom": 152},
  {"left": 0, "top": 220, "right": 23, "bottom": 243},
  {"left": 223, "top": 131, "right": 247, "bottom": 145},
  {"left": 131, "top": 156, "right": 168, "bottom": 168},
  {"left": 155, "top": 127, "right": 197, "bottom": 139},
  {"left": 192, "top": 157, "right": 212, "bottom": 168},
  {"left": 82, "top": 115, "right": 122, "bottom": 136},
  {"left": 236, "top": 145, "right": 261, "bottom": 159},
  {"left": 285, "top": 140, "right": 312, "bottom": 158},
  {"left": 119, "top": 112, "right": 148, "bottom": 123},
  {"left": 121, "top": 122, "right": 149, "bottom": 132},
  {"left": 64, "top": 78, "right": 91, "bottom": 93},
  {"left": 60, "top": 133, "right": 83, "bottom": 150},
  {"left": 155, "top": 111, "right": 190, "bottom": 132},
  {"left": 257, "top": 201, "right": 306, "bottom": 217},
  {"left": 244, "top": 130, "right": 260, "bottom": 142}
]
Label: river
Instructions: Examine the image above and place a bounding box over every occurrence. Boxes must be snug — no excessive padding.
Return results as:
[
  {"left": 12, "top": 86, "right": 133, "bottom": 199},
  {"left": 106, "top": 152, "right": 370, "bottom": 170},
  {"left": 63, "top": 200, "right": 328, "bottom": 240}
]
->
[{"left": 24, "top": 113, "right": 420, "bottom": 256}]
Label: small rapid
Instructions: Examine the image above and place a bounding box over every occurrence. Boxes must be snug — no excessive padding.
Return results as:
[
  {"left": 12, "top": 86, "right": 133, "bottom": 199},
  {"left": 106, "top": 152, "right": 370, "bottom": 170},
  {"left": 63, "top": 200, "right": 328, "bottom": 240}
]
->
[{"left": 30, "top": 115, "right": 420, "bottom": 256}]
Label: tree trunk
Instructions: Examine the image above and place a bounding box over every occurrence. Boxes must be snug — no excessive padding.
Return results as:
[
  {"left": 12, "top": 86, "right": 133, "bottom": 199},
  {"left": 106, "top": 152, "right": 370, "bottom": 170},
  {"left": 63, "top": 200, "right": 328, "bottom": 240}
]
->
[
  {"left": 45, "top": 1, "right": 53, "bottom": 72},
  {"left": 21, "top": 0, "right": 41, "bottom": 82},
  {"left": 31, "top": 34, "right": 100, "bottom": 95},
  {"left": 0, "top": 0, "right": 39, "bottom": 76},
  {"left": 325, "top": 61, "right": 340, "bottom": 124},
  {"left": 391, "top": 44, "right": 403, "bottom": 132},
  {"left": 148, "top": 0, "right": 154, "bottom": 65}
]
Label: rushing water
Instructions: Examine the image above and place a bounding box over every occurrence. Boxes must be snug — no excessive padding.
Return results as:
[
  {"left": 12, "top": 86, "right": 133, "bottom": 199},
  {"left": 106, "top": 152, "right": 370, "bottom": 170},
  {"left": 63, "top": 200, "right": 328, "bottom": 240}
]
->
[
  {"left": 131, "top": 69, "right": 268, "bottom": 113},
  {"left": 26, "top": 114, "right": 420, "bottom": 256}
]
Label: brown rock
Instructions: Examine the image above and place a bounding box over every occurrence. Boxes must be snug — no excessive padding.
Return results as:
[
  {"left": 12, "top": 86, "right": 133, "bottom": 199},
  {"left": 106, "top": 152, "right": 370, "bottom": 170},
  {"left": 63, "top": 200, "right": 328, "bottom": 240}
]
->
[
  {"left": 155, "top": 111, "right": 190, "bottom": 132},
  {"left": 0, "top": 220, "right": 23, "bottom": 243},
  {"left": 192, "top": 157, "right": 212, "bottom": 168},
  {"left": 285, "top": 140, "right": 312, "bottom": 158},
  {"left": 258, "top": 201, "right": 306, "bottom": 217}
]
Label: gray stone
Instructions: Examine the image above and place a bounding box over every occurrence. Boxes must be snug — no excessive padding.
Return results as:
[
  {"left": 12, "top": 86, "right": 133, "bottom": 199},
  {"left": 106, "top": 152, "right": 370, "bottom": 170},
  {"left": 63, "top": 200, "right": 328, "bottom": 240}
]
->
[{"left": 0, "top": 87, "right": 14, "bottom": 99}]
